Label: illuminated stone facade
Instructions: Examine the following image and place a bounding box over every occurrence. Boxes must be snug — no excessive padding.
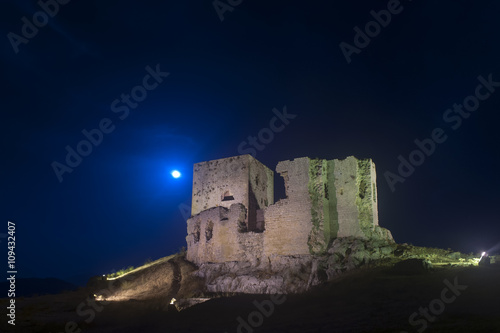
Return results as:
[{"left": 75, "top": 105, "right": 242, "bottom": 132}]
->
[{"left": 186, "top": 154, "right": 393, "bottom": 266}]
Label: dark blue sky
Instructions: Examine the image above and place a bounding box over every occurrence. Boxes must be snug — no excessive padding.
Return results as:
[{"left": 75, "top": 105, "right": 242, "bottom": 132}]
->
[{"left": 2, "top": 0, "right": 500, "bottom": 282}]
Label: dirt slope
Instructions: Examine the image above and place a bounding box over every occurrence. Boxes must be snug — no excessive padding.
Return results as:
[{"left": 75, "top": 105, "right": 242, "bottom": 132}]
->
[{"left": 4, "top": 261, "right": 500, "bottom": 333}]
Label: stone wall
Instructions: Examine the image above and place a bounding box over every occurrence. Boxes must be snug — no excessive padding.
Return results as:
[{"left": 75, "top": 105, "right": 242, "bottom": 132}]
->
[
  {"left": 263, "top": 158, "right": 312, "bottom": 257},
  {"left": 187, "top": 154, "right": 393, "bottom": 266},
  {"left": 333, "top": 156, "right": 383, "bottom": 239},
  {"left": 307, "top": 158, "right": 338, "bottom": 254},
  {"left": 369, "top": 159, "right": 379, "bottom": 227},
  {"left": 191, "top": 155, "right": 273, "bottom": 231},
  {"left": 333, "top": 156, "right": 369, "bottom": 238},
  {"left": 248, "top": 157, "right": 274, "bottom": 231},
  {"left": 186, "top": 203, "right": 264, "bottom": 265}
]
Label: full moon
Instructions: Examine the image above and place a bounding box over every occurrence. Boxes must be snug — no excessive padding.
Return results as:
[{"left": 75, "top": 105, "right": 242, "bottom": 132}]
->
[{"left": 171, "top": 170, "right": 181, "bottom": 179}]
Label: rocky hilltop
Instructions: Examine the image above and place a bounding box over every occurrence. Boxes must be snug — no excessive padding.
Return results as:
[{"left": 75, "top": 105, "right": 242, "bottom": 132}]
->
[{"left": 184, "top": 154, "right": 394, "bottom": 293}]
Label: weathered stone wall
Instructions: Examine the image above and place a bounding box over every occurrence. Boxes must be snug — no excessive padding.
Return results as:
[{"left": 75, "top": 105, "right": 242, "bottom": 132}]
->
[
  {"left": 187, "top": 154, "right": 392, "bottom": 267},
  {"left": 333, "top": 156, "right": 381, "bottom": 239},
  {"left": 307, "top": 159, "right": 338, "bottom": 254},
  {"left": 186, "top": 203, "right": 264, "bottom": 265},
  {"left": 191, "top": 156, "right": 248, "bottom": 216},
  {"left": 191, "top": 155, "right": 273, "bottom": 231},
  {"left": 248, "top": 157, "right": 274, "bottom": 230},
  {"left": 263, "top": 158, "right": 312, "bottom": 257},
  {"left": 333, "top": 157, "right": 367, "bottom": 238},
  {"left": 369, "top": 160, "right": 379, "bottom": 227}
]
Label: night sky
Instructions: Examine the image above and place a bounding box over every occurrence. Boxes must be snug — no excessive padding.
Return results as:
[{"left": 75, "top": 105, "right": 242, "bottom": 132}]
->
[{"left": 2, "top": 0, "right": 500, "bottom": 283}]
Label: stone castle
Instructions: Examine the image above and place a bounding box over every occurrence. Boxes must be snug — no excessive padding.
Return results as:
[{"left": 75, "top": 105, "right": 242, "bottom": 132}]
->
[{"left": 186, "top": 154, "right": 393, "bottom": 267}]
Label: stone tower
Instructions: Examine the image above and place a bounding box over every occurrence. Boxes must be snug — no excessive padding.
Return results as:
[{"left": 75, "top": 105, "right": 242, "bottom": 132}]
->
[
  {"left": 191, "top": 154, "right": 274, "bottom": 231},
  {"left": 186, "top": 155, "right": 393, "bottom": 266}
]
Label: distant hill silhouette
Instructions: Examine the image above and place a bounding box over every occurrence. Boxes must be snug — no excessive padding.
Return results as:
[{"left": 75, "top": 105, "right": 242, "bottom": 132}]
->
[
  {"left": 1, "top": 278, "right": 78, "bottom": 297},
  {"left": 64, "top": 273, "right": 93, "bottom": 287}
]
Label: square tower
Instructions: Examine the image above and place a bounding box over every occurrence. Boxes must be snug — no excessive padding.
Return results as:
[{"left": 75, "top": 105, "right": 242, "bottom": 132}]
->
[{"left": 191, "top": 155, "right": 274, "bottom": 231}]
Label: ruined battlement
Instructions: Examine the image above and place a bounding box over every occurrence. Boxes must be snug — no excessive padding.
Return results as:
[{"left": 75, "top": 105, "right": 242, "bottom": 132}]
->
[{"left": 186, "top": 155, "right": 393, "bottom": 266}]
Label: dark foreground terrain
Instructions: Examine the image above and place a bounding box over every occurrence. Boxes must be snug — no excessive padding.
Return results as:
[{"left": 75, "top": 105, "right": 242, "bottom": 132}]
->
[{"left": 2, "top": 264, "right": 499, "bottom": 333}]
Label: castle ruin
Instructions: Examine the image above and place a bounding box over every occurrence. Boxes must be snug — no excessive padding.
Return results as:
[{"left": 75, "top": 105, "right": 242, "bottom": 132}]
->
[{"left": 186, "top": 155, "right": 393, "bottom": 266}]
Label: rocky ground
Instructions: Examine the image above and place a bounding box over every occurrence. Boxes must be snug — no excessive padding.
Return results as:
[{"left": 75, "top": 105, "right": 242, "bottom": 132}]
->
[
  {"left": 193, "top": 239, "right": 483, "bottom": 294},
  {"left": 1, "top": 244, "right": 498, "bottom": 333}
]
